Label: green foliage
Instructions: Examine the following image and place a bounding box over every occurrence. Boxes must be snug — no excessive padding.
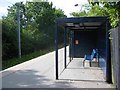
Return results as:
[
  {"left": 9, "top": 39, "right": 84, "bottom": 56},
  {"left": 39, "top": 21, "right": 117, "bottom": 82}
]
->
[
  {"left": 71, "top": 4, "right": 107, "bottom": 17},
  {"left": 71, "top": 2, "right": 120, "bottom": 28},
  {"left": 2, "top": 1, "right": 66, "bottom": 60},
  {"left": 2, "top": 46, "right": 55, "bottom": 70},
  {"left": 2, "top": 43, "right": 64, "bottom": 70},
  {"left": 103, "top": 2, "right": 120, "bottom": 27},
  {"left": 2, "top": 16, "right": 18, "bottom": 59}
]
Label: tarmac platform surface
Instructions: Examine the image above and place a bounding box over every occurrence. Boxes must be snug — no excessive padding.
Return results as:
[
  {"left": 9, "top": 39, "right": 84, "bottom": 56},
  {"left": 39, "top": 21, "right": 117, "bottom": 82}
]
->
[{"left": 1, "top": 47, "right": 114, "bottom": 88}]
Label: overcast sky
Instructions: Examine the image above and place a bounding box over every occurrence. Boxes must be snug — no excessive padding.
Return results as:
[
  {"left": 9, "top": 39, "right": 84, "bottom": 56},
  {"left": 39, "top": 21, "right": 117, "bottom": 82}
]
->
[{"left": 0, "top": 0, "right": 88, "bottom": 18}]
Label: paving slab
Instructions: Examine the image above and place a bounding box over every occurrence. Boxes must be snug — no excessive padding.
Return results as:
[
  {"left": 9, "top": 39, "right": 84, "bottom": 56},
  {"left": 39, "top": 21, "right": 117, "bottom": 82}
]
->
[{"left": 1, "top": 47, "right": 114, "bottom": 88}]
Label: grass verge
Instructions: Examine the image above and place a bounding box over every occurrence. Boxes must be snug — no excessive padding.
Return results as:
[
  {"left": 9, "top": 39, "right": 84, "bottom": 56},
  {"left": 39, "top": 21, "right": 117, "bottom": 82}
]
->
[
  {"left": 2, "top": 46, "right": 55, "bottom": 70},
  {"left": 2, "top": 44, "right": 64, "bottom": 70}
]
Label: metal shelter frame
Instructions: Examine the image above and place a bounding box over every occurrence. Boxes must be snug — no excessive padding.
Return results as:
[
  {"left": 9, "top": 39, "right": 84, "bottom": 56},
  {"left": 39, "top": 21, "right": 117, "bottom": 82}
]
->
[{"left": 55, "top": 16, "right": 112, "bottom": 83}]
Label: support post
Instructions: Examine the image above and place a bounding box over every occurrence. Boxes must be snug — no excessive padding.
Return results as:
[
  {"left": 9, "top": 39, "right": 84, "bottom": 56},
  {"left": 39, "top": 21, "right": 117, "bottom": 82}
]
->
[
  {"left": 64, "top": 28, "right": 67, "bottom": 68},
  {"left": 70, "top": 30, "right": 72, "bottom": 62},
  {"left": 55, "top": 22, "right": 58, "bottom": 80},
  {"left": 17, "top": 3, "right": 21, "bottom": 58},
  {"left": 106, "top": 21, "right": 112, "bottom": 83},
  {"left": 71, "top": 31, "right": 74, "bottom": 60}
]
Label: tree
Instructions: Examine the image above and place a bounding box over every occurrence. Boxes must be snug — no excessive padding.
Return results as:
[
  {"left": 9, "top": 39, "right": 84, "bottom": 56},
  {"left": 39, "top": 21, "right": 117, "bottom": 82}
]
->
[
  {"left": 71, "top": 2, "right": 120, "bottom": 28},
  {"left": 2, "top": 1, "right": 66, "bottom": 60},
  {"left": 2, "top": 16, "right": 18, "bottom": 59}
]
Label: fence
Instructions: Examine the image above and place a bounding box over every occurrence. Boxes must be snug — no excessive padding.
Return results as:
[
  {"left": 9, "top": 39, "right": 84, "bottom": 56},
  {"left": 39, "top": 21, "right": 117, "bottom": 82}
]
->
[{"left": 111, "top": 26, "right": 120, "bottom": 89}]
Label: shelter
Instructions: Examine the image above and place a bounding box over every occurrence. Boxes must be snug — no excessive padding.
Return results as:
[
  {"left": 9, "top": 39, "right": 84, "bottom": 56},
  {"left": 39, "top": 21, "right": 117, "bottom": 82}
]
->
[{"left": 55, "top": 16, "right": 112, "bottom": 83}]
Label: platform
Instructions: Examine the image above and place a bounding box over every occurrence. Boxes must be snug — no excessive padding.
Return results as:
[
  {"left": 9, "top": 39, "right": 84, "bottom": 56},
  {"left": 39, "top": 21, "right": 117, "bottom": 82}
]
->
[{"left": 1, "top": 48, "right": 114, "bottom": 88}]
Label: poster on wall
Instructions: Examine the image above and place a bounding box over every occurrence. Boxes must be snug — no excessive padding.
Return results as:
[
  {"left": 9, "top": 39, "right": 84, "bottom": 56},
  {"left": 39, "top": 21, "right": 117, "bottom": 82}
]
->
[{"left": 75, "top": 40, "right": 79, "bottom": 45}]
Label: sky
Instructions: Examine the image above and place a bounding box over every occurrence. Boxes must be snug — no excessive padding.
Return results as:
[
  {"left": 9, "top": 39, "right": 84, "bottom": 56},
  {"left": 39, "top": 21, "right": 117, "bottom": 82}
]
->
[{"left": 0, "top": 0, "right": 88, "bottom": 18}]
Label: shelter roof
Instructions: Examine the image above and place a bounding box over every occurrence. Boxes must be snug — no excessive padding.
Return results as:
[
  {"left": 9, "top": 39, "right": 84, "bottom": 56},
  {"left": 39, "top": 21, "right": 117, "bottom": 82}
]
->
[{"left": 56, "top": 16, "right": 109, "bottom": 30}]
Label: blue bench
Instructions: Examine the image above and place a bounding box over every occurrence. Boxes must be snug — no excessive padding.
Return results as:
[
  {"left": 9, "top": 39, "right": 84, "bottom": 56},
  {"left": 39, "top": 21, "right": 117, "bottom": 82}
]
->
[{"left": 83, "top": 49, "right": 97, "bottom": 67}]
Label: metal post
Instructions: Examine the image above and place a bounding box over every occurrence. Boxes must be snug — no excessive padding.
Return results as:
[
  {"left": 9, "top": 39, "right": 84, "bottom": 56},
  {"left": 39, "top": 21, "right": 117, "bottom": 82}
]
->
[
  {"left": 70, "top": 30, "right": 74, "bottom": 61},
  {"left": 70, "top": 30, "right": 72, "bottom": 62},
  {"left": 55, "top": 22, "right": 58, "bottom": 80},
  {"left": 71, "top": 31, "right": 72, "bottom": 61},
  {"left": 64, "top": 28, "right": 67, "bottom": 68},
  {"left": 106, "top": 21, "right": 112, "bottom": 83},
  {"left": 17, "top": 4, "right": 21, "bottom": 58},
  {"left": 70, "top": 31, "right": 73, "bottom": 62}
]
